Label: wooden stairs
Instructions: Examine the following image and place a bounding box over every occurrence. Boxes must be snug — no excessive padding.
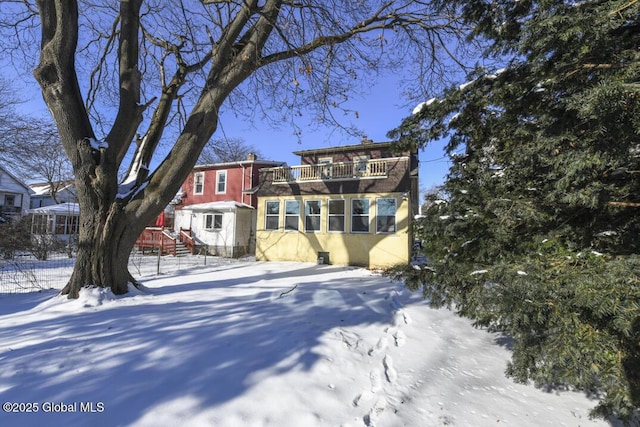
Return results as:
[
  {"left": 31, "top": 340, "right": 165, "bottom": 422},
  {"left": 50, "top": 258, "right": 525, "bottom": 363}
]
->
[{"left": 135, "top": 227, "right": 196, "bottom": 256}]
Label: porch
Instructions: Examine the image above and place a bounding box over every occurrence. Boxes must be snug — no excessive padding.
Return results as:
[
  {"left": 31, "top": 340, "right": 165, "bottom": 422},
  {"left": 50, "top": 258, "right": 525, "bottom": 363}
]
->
[{"left": 135, "top": 227, "right": 195, "bottom": 256}]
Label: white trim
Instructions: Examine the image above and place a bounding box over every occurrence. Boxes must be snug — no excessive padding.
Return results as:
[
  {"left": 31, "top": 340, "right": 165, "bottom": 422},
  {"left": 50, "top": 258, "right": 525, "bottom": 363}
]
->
[
  {"left": 304, "top": 199, "right": 322, "bottom": 233},
  {"left": 193, "top": 172, "right": 205, "bottom": 195},
  {"left": 350, "top": 198, "right": 370, "bottom": 234},
  {"left": 215, "top": 170, "right": 227, "bottom": 194},
  {"left": 327, "top": 199, "right": 346, "bottom": 233}
]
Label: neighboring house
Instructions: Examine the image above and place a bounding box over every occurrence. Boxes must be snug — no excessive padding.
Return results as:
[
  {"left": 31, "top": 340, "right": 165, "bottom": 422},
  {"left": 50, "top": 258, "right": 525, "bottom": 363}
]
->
[
  {"left": 254, "top": 139, "right": 419, "bottom": 269},
  {"left": 29, "top": 180, "right": 76, "bottom": 208},
  {"left": 0, "top": 165, "right": 32, "bottom": 223},
  {"left": 27, "top": 202, "right": 80, "bottom": 244},
  {"left": 168, "top": 153, "right": 284, "bottom": 256},
  {"left": 174, "top": 201, "right": 255, "bottom": 257},
  {"left": 174, "top": 153, "right": 284, "bottom": 208}
]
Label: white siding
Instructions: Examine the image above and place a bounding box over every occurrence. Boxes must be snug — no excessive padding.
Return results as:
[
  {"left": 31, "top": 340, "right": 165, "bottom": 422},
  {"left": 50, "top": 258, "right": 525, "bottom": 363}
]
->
[{"left": 0, "top": 168, "right": 31, "bottom": 217}]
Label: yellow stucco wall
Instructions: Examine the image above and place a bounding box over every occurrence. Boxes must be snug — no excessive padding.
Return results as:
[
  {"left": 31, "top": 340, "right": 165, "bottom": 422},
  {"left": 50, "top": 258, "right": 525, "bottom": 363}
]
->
[{"left": 255, "top": 193, "right": 411, "bottom": 269}]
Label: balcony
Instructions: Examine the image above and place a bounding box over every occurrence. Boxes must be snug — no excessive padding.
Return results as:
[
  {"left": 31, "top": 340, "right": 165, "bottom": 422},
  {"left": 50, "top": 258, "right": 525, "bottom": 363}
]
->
[{"left": 270, "top": 159, "right": 389, "bottom": 183}]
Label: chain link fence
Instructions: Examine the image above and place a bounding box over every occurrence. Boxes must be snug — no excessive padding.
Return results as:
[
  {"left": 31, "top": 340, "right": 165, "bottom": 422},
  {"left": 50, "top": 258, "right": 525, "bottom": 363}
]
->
[{"left": 0, "top": 249, "right": 240, "bottom": 294}]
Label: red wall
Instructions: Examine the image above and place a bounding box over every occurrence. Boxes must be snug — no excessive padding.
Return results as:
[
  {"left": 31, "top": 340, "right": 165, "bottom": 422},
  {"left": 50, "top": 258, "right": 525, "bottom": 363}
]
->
[{"left": 178, "top": 163, "right": 268, "bottom": 209}]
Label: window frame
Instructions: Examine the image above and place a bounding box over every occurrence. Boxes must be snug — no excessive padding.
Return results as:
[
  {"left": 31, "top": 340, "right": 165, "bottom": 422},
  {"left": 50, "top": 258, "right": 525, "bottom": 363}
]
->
[
  {"left": 193, "top": 172, "right": 205, "bottom": 195},
  {"left": 304, "top": 200, "right": 322, "bottom": 233},
  {"left": 215, "top": 170, "right": 227, "bottom": 194},
  {"left": 327, "top": 199, "right": 346, "bottom": 233},
  {"left": 265, "top": 200, "right": 280, "bottom": 231},
  {"left": 350, "top": 198, "right": 370, "bottom": 233},
  {"left": 204, "top": 213, "right": 223, "bottom": 231},
  {"left": 376, "top": 197, "right": 397, "bottom": 234},
  {"left": 55, "top": 215, "right": 67, "bottom": 235},
  {"left": 284, "top": 200, "right": 300, "bottom": 232}
]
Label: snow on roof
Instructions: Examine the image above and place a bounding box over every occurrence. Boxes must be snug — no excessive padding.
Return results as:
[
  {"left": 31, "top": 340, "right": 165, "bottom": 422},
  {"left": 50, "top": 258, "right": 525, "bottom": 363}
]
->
[
  {"left": 29, "top": 184, "right": 51, "bottom": 196},
  {"left": 194, "top": 159, "right": 285, "bottom": 170},
  {"left": 28, "top": 202, "right": 80, "bottom": 215},
  {"left": 180, "top": 201, "right": 254, "bottom": 211},
  {"left": 29, "top": 181, "right": 75, "bottom": 196}
]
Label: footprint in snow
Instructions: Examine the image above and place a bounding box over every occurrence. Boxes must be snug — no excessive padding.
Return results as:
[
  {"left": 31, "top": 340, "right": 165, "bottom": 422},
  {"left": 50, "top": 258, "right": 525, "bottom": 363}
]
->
[
  {"left": 364, "top": 397, "right": 387, "bottom": 427},
  {"left": 352, "top": 389, "right": 375, "bottom": 407},
  {"left": 393, "top": 309, "right": 411, "bottom": 326},
  {"left": 393, "top": 330, "right": 406, "bottom": 347},
  {"left": 337, "top": 329, "right": 362, "bottom": 349},
  {"left": 383, "top": 354, "right": 397, "bottom": 383},
  {"left": 370, "top": 369, "right": 383, "bottom": 393},
  {"left": 368, "top": 335, "right": 388, "bottom": 356}
]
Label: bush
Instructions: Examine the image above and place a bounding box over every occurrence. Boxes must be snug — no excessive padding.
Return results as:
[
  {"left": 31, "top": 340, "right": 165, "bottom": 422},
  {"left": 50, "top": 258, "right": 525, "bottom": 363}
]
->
[{"left": 0, "top": 217, "right": 32, "bottom": 259}]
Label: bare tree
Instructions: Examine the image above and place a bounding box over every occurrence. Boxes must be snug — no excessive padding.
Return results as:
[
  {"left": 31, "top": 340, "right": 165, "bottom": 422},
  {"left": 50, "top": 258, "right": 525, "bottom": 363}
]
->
[
  {"left": 0, "top": 75, "right": 73, "bottom": 200},
  {"left": 2, "top": 119, "right": 74, "bottom": 200},
  {"left": 0, "top": 76, "right": 20, "bottom": 155},
  {"left": 198, "top": 137, "right": 263, "bottom": 164},
  {"left": 0, "top": 1, "right": 468, "bottom": 297}
]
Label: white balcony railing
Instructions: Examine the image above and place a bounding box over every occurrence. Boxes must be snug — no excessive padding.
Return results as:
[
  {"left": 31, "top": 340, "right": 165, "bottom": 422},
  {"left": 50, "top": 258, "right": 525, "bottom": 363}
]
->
[{"left": 271, "top": 159, "right": 389, "bottom": 183}]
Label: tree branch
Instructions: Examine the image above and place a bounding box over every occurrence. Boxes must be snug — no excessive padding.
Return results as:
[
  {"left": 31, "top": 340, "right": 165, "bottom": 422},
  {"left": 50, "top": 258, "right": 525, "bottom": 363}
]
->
[
  {"left": 109, "top": 0, "right": 147, "bottom": 166},
  {"left": 608, "top": 201, "right": 640, "bottom": 207},
  {"left": 33, "top": 0, "right": 94, "bottom": 165}
]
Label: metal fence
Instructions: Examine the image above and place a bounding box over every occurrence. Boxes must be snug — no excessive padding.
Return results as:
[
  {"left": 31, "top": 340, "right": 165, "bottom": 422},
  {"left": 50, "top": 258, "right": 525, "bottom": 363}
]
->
[{"left": 0, "top": 249, "right": 236, "bottom": 294}]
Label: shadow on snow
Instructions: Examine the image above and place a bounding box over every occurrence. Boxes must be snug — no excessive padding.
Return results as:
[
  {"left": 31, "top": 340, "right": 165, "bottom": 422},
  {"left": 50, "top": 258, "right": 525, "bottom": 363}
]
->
[{"left": 0, "top": 262, "right": 404, "bottom": 426}]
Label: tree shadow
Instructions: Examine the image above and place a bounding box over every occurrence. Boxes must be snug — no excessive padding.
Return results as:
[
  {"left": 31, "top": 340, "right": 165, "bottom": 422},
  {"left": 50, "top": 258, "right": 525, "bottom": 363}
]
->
[
  {"left": 0, "top": 263, "right": 404, "bottom": 426},
  {"left": 0, "top": 289, "right": 59, "bottom": 315}
]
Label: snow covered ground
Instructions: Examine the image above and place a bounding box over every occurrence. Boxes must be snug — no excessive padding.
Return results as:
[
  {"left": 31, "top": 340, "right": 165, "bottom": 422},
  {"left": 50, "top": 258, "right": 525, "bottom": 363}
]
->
[{"left": 0, "top": 260, "right": 617, "bottom": 426}]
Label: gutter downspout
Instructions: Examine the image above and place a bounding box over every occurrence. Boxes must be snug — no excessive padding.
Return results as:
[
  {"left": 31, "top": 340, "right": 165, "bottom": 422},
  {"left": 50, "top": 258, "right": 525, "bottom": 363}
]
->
[{"left": 241, "top": 163, "right": 246, "bottom": 206}]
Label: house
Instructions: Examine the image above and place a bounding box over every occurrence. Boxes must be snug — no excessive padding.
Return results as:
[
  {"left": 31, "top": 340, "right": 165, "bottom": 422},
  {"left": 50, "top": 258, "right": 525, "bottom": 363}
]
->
[
  {"left": 29, "top": 180, "right": 76, "bottom": 208},
  {"left": 165, "top": 153, "right": 284, "bottom": 256},
  {"left": 27, "top": 202, "right": 80, "bottom": 244},
  {"left": 173, "top": 201, "right": 255, "bottom": 257},
  {"left": 0, "top": 165, "right": 32, "bottom": 223},
  {"left": 174, "top": 153, "right": 284, "bottom": 208},
  {"left": 254, "top": 139, "right": 419, "bottom": 269}
]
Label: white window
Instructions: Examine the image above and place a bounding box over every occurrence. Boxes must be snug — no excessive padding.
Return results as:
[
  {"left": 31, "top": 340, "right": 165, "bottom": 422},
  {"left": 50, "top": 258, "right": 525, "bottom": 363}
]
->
[
  {"left": 284, "top": 200, "right": 300, "bottom": 231},
  {"left": 305, "top": 200, "right": 321, "bottom": 232},
  {"left": 376, "top": 198, "right": 397, "bottom": 233},
  {"left": 204, "top": 213, "right": 223, "bottom": 230},
  {"left": 328, "top": 199, "right": 345, "bottom": 232},
  {"left": 193, "top": 172, "right": 204, "bottom": 195},
  {"left": 351, "top": 198, "right": 370, "bottom": 233},
  {"left": 216, "top": 170, "right": 227, "bottom": 194},
  {"left": 265, "top": 201, "right": 280, "bottom": 231}
]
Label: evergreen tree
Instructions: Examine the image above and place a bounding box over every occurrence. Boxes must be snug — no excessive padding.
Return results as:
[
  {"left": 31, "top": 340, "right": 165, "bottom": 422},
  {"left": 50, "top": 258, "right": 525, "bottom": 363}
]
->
[{"left": 388, "top": 0, "right": 640, "bottom": 422}]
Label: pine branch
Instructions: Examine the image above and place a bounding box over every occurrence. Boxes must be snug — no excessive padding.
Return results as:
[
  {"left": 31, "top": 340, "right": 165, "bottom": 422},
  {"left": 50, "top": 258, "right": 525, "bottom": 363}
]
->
[
  {"left": 608, "top": 201, "right": 640, "bottom": 207},
  {"left": 609, "top": 0, "right": 638, "bottom": 16}
]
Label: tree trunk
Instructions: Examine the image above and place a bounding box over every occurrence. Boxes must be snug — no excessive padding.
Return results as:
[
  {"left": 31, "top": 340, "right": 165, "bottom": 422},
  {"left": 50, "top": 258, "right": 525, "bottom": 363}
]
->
[{"left": 61, "top": 188, "right": 143, "bottom": 298}]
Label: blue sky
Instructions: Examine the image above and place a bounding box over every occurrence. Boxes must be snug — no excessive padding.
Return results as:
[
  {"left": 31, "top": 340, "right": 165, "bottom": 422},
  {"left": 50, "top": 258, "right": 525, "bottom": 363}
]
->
[
  {"left": 213, "top": 76, "right": 451, "bottom": 197},
  {"left": 9, "top": 67, "right": 450, "bottom": 199}
]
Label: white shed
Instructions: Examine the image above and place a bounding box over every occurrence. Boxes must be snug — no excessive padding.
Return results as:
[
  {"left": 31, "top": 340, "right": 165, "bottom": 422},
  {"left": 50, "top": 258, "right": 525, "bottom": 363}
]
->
[{"left": 174, "top": 201, "right": 255, "bottom": 257}]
